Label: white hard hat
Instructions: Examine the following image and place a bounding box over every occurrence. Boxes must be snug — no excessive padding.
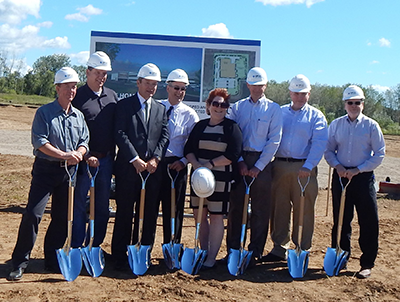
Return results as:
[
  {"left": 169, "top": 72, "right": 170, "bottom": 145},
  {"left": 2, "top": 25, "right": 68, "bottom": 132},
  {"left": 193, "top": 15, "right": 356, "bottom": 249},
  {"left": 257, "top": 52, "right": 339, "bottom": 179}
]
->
[
  {"left": 54, "top": 67, "right": 80, "bottom": 84},
  {"left": 289, "top": 74, "right": 311, "bottom": 93},
  {"left": 138, "top": 63, "right": 161, "bottom": 81},
  {"left": 246, "top": 67, "right": 268, "bottom": 85},
  {"left": 343, "top": 85, "right": 365, "bottom": 100},
  {"left": 87, "top": 51, "right": 112, "bottom": 71},
  {"left": 191, "top": 167, "right": 216, "bottom": 198},
  {"left": 166, "top": 69, "right": 189, "bottom": 84}
]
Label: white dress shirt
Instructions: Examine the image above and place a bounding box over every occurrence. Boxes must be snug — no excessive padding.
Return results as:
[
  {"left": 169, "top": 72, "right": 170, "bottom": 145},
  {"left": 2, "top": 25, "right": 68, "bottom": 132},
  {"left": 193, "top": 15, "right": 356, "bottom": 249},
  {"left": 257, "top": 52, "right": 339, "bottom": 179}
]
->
[{"left": 160, "top": 99, "right": 199, "bottom": 165}]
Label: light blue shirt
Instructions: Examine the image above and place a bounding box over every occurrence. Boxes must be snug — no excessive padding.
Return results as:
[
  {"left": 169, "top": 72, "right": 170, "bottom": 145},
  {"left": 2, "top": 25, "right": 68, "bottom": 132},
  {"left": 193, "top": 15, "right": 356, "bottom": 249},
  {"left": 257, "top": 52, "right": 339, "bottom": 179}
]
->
[
  {"left": 160, "top": 99, "right": 199, "bottom": 165},
  {"left": 324, "top": 113, "right": 385, "bottom": 172},
  {"left": 32, "top": 99, "right": 89, "bottom": 161},
  {"left": 276, "top": 103, "right": 328, "bottom": 171},
  {"left": 228, "top": 95, "right": 282, "bottom": 171}
]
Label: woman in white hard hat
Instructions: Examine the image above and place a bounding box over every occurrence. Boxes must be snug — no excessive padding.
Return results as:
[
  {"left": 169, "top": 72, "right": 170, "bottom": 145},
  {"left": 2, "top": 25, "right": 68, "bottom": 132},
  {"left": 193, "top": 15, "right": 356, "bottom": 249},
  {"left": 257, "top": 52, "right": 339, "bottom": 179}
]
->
[{"left": 184, "top": 88, "right": 242, "bottom": 269}]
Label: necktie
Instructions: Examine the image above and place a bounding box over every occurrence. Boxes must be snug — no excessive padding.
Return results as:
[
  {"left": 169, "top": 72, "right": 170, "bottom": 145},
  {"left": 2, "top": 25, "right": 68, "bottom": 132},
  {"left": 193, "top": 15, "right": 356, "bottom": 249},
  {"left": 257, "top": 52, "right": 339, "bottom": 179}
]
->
[
  {"left": 166, "top": 106, "right": 173, "bottom": 120},
  {"left": 144, "top": 101, "right": 149, "bottom": 123}
]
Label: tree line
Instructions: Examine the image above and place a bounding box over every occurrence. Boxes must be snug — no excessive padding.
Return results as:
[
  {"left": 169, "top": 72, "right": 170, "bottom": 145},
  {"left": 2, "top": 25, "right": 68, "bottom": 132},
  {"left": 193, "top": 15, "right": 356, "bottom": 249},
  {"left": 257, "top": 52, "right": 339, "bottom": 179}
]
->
[{"left": 1, "top": 53, "right": 399, "bottom": 134}]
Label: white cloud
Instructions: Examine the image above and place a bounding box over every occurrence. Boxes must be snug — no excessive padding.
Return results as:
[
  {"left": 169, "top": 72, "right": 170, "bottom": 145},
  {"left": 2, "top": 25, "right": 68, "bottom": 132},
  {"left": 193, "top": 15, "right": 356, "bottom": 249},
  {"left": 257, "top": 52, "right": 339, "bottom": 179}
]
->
[
  {"left": 0, "top": 24, "right": 42, "bottom": 54},
  {"left": 379, "top": 38, "right": 391, "bottom": 47},
  {"left": 371, "top": 84, "right": 390, "bottom": 93},
  {"left": 65, "top": 13, "right": 89, "bottom": 22},
  {"left": 65, "top": 5, "right": 103, "bottom": 22},
  {"left": 370, "top": 60, "right": 379, "bottom": 64},
  {"left": 43, "top": 36, "right": 71, "bottom": 49},
  {"left": 79, "top": 4, "right": 102, "bottom": 15},
  {"left": 37, "top": 21, "right": 53, "bottom": 28},
  {"left": 255, "top": 0, "right": 324, "bottom": 8},
  {"left": 70, "top": 51, "right": 90, "bottom": 65},
  {"left": 201, "top": 23, "right": 232, "bottom": 38},
  {"left": 0, "top": 0, "right": 41, "bottom": 25}
]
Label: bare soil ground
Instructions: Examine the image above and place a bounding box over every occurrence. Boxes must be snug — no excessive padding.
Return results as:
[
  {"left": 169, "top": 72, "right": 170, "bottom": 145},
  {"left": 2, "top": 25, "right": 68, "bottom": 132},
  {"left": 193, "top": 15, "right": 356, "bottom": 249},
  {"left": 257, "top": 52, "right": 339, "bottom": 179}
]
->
[{"left": 0, "top": 104, "right": 400, "bottom": 302}]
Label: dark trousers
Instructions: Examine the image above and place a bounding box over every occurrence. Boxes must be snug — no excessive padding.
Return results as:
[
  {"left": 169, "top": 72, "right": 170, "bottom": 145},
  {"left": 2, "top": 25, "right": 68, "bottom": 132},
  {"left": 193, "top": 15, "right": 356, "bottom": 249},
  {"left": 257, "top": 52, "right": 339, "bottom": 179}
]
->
[
  {"left": 227, "top": 153, "right": 272, "bottom": 259},
  {"left": 158, "top": 157, "right": 188, "bottom": 244},
  {"left": 111, "top": 164, "right": 162, "bottom": 263},
  {"left": 11, "top": 158, "right": 73, "bottom": 269},
  {"left": 331, "top": 169, "right": 379, "bottom": 269}
]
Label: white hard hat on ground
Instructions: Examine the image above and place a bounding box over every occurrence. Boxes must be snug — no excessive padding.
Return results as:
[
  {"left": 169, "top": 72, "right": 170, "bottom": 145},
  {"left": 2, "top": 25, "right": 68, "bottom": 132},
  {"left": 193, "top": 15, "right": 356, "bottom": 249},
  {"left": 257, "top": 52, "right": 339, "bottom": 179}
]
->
[
  {"left": 191, "top": 167, "right": 216, "bottom": 198},
  {"left": 246, "top": 67, "right": 268, "bottom": 85},
  {"left": 138, "top": 63, "right": 161, "bottom": 81},
  {"left": 166, "top": 69, "right": 189, "bottom": 84},
  {"left": 54, "top": 67, "right": 80, "bottom": 84},
  {"left": 289, "top": 74, "right": 311, "bottom": 93},
  {"left": 87, "top": 51, "right": 112, "bottom": 71},
  {"left": 343, "top": 85, "right": 365, "bottom": 100}
]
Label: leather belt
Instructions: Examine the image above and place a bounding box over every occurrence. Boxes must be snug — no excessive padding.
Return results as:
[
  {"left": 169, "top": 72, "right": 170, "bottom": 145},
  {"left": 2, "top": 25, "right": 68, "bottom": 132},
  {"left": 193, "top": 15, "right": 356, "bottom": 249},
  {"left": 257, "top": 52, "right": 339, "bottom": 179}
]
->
[
  {"left": 36, "top": 157, "right": 67, "bottom": 167},
  {"left": 275, "top": 157, "right": 305, "bottom": 163}
]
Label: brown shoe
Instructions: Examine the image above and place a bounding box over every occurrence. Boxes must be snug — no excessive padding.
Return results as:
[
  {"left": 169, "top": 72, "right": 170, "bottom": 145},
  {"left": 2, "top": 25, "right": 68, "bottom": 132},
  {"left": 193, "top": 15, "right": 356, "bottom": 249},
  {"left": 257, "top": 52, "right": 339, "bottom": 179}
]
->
[{"left": 357, "top": 268, "right": 371, "bottom": 279}]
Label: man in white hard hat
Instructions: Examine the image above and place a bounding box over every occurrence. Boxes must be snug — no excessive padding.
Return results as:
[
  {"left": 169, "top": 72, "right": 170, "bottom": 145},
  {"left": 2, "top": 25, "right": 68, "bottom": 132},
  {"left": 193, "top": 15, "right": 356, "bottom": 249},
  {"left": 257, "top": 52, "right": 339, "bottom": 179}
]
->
[
  {"left": 325, "top": 85, "right": 385, "bottom": 279},
  {"left": 111, "top": 63, "right": 169, "bottom": 270},
  {"left": 226, "top": 67, "right": 282, "bottom": 264},
  {"left": 262, "top": 74, "right": 328, "bottom": 263},
  {"left": 158, "top": 69, "right": 199, "bottom": 247},
  {"left": 8, "top": 67, "right": 89, "bottom": 281},
  {"left": 71, "top": 51, "right": 118, "bottom": 250}
]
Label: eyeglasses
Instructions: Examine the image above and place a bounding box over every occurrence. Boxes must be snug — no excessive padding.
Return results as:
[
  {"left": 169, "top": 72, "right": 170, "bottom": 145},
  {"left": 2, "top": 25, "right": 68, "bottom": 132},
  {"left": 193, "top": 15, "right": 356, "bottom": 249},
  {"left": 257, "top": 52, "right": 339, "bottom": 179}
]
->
[
  {"left": 170, "top": 85, "right": 187, "bottom": 91},
  {"left": 346, "top": 101, "right": 362, "bottom": 106},
  {"left": 211, "top": 101, "right": 230, "bottom": 109}
]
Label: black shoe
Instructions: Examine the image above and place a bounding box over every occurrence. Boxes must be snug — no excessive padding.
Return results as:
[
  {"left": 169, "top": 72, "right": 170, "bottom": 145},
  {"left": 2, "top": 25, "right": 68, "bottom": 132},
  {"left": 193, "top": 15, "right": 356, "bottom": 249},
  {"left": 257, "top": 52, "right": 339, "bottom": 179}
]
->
[
  {"left": 259, "top": 253, "right": 286, "bottom": 263},
  {"left": 7, "top": 267, "right": 24, "bottom": 281},
  {"left": 216, "top": 255, "right": 229, "bottom": 265}
]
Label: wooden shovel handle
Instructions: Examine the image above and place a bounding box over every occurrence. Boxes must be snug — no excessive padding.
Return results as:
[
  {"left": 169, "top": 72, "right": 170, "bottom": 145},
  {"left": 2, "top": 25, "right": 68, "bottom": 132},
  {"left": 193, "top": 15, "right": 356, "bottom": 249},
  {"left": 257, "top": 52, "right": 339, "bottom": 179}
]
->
[
  {"left": 89, "top": 186, "right": 95, "bottom": 220},
  {"left": 171, "top": 188, "right": 176, "bottom": 220},
  {"left": 242, "top": 194, "right": 250, "bottom": 225}
]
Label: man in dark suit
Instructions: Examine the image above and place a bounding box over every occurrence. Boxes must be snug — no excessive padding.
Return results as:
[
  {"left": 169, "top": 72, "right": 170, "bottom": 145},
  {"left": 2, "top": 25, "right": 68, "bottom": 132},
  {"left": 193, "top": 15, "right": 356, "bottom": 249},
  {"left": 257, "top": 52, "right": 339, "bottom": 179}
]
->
[{"left": 111, "top": 63, "right": 169, "bottom": 270}]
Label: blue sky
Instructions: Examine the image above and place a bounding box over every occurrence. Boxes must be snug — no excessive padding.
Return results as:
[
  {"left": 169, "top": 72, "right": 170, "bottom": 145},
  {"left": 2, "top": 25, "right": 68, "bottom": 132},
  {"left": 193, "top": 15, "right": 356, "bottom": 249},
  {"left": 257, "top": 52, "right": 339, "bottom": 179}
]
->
[{"left": 1, "top": 0, "right": 399, "bottom": 92}]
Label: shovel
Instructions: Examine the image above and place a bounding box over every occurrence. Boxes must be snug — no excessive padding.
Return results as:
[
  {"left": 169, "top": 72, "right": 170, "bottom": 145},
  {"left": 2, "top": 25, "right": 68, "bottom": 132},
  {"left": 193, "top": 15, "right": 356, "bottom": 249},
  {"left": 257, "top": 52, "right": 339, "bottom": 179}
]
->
[
  {"left": 287, "top": 176, "right": 310, "bottom": 278},
  {"left": 57, "top": 161, "right": 82, "bottom": 282},
  {"left": 324, "top": 177, "right": 351, "bottom": 276},
  {"left": 80, "top": 165, "right": 105, "bottom": 277},
  {"left": 227, "top": 176, "right": 255, "bottom": 276},
  {"left": 162, "top": 165, "right": 184, "bottom": 270},
  {"left": 181, "top": 195, "right": 208, "bottom": 275},
  {"left": 127, "top": 171, "right": 152, "bottom": 275}
]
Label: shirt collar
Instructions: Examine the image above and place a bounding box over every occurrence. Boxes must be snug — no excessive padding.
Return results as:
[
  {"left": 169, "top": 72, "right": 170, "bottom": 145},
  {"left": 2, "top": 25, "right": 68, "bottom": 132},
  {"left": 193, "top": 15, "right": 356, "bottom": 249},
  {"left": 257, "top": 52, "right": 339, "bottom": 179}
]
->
[{"left": 138, "top": 92, "right": 150, "bottom": 105}]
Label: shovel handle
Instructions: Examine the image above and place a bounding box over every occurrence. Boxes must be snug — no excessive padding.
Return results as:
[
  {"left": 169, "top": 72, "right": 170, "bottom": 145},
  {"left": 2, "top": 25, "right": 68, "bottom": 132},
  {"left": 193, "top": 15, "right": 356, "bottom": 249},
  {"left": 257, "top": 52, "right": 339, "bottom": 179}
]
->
[
  {"left": 326, "top": 166, "right": 332, "bottom": 216},
  {"left": 242, "top": 193, "right": 250, "bottom": 225},
  {"left": 89, "top": 186, "right": 95, "bottom": 221},
  {"left": 336, "top": 178, "right": 351, "bottom": 249},
  {"left": 171, "top": 187, "right": 176, "bottom": 220}
]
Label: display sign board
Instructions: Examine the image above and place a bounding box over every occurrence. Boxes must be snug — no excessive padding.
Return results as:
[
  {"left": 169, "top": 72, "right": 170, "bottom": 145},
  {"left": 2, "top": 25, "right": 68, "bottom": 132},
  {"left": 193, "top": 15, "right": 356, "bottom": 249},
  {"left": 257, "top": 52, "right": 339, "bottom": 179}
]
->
[{"left": 90, "top": 31, "right": 260, "bottom": 118}]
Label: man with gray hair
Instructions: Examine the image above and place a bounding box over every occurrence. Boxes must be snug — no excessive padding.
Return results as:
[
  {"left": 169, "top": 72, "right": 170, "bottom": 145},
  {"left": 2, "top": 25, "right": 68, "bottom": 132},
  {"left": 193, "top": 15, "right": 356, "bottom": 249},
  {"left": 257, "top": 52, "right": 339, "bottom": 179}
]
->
[{"left": 262, "top": 74, "right": 328, "bottom": 263}]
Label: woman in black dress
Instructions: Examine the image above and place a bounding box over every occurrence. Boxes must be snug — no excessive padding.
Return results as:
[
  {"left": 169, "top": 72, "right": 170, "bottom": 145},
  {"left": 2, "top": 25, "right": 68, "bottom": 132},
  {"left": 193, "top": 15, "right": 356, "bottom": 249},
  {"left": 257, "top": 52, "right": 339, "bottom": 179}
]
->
[{"left": 184, "top": 88, "right": 242, "bottom": 269}]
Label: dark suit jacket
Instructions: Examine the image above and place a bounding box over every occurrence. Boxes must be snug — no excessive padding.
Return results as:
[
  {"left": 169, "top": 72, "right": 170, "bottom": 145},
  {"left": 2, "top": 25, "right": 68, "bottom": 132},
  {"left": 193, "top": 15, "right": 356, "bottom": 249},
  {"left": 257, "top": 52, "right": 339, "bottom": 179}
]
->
[{"left": 114, "top": 93, "right": 169, "bottom": 175}]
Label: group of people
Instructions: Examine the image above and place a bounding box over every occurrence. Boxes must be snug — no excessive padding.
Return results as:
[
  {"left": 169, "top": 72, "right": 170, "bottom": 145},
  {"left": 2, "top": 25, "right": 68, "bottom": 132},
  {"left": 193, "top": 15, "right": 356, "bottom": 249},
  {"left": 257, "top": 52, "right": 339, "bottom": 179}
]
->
[{"left": 7, "top": 50, "right": 385, "bottom": 282}]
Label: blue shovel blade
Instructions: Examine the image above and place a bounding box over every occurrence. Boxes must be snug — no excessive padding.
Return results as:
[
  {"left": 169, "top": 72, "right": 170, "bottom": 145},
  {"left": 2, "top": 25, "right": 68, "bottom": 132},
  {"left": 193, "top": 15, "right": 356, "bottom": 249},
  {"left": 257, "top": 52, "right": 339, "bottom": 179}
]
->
[
  {"left": 162, "top": 242, "right": 183, "bottom": 270},
  {"left": 127, "top": 244, "right": 151, "bottom": 276},
  {"left": 227, "top": 249, "right": 240, "bottom": 276},
  {"left": 228, "top": 248, "right": 254, "bottom": 276},
  {"left": 81, "top": 246, "right": 105, "bottom": 278},
  {"left": 324, "top": 247, "right": 349, "bottom": 276},
  {"left": 287, "top": 249, "right": 310, "bottom": 278},
  {"left": 181, "top": 247, "right": 207, "bottom": 275},
  {"left": 56, "top": 248, "right": 82, "bottom": 282}
]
